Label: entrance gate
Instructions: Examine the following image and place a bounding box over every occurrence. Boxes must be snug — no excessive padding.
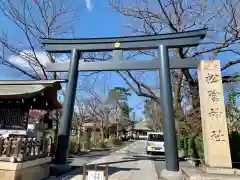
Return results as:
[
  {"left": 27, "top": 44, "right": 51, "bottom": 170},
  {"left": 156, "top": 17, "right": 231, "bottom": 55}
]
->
[{"left": 40, "top": 29, "right": 207, "bottom": 173}]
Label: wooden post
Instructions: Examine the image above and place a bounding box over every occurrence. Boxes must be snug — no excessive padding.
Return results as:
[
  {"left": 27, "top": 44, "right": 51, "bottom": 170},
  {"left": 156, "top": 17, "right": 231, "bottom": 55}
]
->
[
  {"left": 13, "top": 138, "right": 22, "bottom": 159},
  {"left": 0, "top": 138, "right": 4, "bottom": 156},
  {"left": 105, "top": 165, "right": 109, "bottom": 180},
  {"left": 43, "top": 138, "right": 49, "bottom": 156},
  {"left": 198, "top": 60, "right": 232, "bottom": 168},
  {"left": 83, "top": 163, "right": 87, "bottom": 180},
  {"left": 6, "top": 138, "right": 13, "bottom": 157}
]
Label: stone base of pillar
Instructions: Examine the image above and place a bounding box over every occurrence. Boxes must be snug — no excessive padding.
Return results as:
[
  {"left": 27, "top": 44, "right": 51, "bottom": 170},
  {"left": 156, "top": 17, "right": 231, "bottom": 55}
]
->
[
  {"left": 49, "top": 164, "right": 72, "bottom": 177},
  {"left": 160, "top": 169, "right": 182, "bottom": 180},
  {"left": 200, "top": 164, "right": 235, "bottom": 175},
  {"left": 182, "top": 167, "right": 240, "bottom": 180}
]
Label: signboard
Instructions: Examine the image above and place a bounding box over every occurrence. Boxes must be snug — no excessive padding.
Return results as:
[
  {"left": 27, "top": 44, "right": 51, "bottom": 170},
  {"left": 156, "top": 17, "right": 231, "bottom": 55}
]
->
[
  {"left": 87, "top": 170, "right": 104, "bottom": 180},
  {"left": 0, "top": 129, "right": 27, "bottom": 136}
]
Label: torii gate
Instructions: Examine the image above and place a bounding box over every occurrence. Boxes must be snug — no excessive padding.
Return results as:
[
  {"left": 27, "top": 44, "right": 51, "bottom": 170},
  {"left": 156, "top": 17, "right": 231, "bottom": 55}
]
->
[{"left": 40, "top": 29, "right": 206, "bottom": 176}]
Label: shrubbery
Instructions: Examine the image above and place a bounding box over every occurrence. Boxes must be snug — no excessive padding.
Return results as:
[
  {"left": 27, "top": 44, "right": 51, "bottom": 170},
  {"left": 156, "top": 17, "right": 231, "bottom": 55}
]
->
[
  {"left": 178, "top": 136, "right": 188, "bottom": 151},
  {"left": 68, "top": 134, "right": 125, "bottom": 154},
  {"left": 229, "top": 131, "right": 240, "bottom": 168},
  {"left": 68, "top": 136, "right": 91, "bottom": 154},
  {"left": 90, "top": 137, "right": 106, "bottom": 149},
  {"left": 178, "top": 132, "right": 240, "bottom": 168},
  {"left": 178, "top": 135, "right": 204, "bottom": 164},
  {"left": 108, "top": 135, "right": 121, "bottom": 145},
  {"left": 68, "top": 137, "right": 80, "bottom": 154}
]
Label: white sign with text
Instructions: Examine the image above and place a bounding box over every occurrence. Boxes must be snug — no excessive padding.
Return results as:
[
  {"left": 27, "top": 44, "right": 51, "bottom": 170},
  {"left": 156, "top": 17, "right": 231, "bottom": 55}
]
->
[{"left": 87, "top": 170, "right": 104, "bottom": 180}]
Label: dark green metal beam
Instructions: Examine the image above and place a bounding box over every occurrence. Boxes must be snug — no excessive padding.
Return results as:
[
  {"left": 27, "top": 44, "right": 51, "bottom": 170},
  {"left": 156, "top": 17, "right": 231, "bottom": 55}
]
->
[
  {"left": 40, "top": 29, "right": 206, "bottom": 52},
  {"left": 45, "top": 58, "right": 200, "bottom": 72}
]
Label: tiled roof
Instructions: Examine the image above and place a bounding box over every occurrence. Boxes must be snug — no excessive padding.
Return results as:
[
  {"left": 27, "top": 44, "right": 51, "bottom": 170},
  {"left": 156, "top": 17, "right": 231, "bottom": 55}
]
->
[
  {"left": 0, "top": 80, "right": 64, "bottom": 98},
  {"left": 133, "top": 121, "right": 152, "bottom": 131}
]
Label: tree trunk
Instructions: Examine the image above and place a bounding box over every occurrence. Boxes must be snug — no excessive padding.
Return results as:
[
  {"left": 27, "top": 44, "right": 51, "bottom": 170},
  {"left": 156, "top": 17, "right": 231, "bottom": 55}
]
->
[
  {"left": 100, "top": 120, "right": 104, "bottom": 141},
  {"left": 53, "top": 120, "right": 58, "bottom": 153},
  {"left": 78, "top": 125, "right": 84, "bottom": 150},
  {"left": 190, "top": 83, "right": 200, "bottom": 110},
  {"left": 190, "top": 134, "right": 201, "bottom": 167},
  {"left": 117, "top": 123, "right": 119, "bottom": 137},
  {"left": 92, "top": 126, "right": 96, "bottom": 141},
  {"left": 173, "top": 72, "right": 183, "bottom": 110},
  {"left": 173, "top": 72, "right": 184, "bottom": 135}
]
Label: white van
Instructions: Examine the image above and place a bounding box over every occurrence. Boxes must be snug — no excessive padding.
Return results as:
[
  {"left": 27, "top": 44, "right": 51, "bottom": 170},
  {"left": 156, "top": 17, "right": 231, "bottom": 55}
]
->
[{"left": 146, "top": 132, "right": 165, "bottom": 154}]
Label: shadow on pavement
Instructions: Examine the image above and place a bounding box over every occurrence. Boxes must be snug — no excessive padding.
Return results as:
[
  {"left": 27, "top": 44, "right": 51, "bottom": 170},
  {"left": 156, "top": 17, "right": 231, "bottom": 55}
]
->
[
  {"left": 121, "top": 155, "right": 186, "bottom": 162},
  {"left": 86, "top": 164, "right": 139, "bottom": 175},
  {"left": 126, "top": 155, "right": 166, "bottom": 161},
  {"left": 53, "top": 164, "right": 140, "bottom": 179},
  {"left": 84, "top": 156, "right": 165, "bottom": 166},
  {"left": 68, "top": 154, "right": 104, "bottom": 158}
]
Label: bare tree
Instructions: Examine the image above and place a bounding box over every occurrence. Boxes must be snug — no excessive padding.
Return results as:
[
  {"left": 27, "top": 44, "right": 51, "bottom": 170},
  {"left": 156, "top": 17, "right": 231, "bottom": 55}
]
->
[
  {"left": 108, "top": 0, "right": 240, "bottom": 100},
  {"left": 106, "top": 0, "right": 240, "bottom": 135},
  {"left": 143, "top": 99, "right": 163, "bottom": 131},
  {"left": 0, "top": 0, "right": 81, "bottom": 79},
  {"left": 85, "top": 89, "right": 129, "bottom": 140},
  {"left": 86, "top": 92, "right": 109, "bottom": 141},
  {"left": 72, "top": 95, "right": 92, "bottom": 139}
]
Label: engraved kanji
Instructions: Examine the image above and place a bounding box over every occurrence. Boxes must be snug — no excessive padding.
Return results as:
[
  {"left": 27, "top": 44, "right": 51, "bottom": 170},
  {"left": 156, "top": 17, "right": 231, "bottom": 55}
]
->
[
  {"left": 205, "top": 73, "right": 220, "bottom": 84},
  {"left": 208, "top": 89, "right": 221, "bottom": 102},
  {"left": 204, "top": 63, "right": 219, "bottom": 71},
  {"left": 210, "top": 130, "right": 226, "bottom": 141},
  {"left": 204, "top": 64, "right": 212, "bottom": 71},
  {"left": 208, "top": 108, "right": 222, "bottom": 119}
]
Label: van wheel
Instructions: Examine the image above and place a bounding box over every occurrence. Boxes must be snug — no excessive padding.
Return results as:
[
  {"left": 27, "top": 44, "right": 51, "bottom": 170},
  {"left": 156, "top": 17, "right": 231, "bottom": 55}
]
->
[{"left": 146, "top": 151, "right": 150, "bottom": 155}]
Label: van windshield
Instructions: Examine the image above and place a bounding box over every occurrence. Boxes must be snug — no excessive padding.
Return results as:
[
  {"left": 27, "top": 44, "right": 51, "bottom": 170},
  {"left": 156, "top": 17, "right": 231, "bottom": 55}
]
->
[{"left": 148, "top": 134, "right": 164, "bottom": 141}]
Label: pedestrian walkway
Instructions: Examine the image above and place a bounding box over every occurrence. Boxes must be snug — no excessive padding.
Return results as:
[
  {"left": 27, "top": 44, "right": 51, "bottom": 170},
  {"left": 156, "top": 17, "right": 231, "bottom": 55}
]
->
[{"left": 52, "top": 140, "right": 159, "bottom": 180}]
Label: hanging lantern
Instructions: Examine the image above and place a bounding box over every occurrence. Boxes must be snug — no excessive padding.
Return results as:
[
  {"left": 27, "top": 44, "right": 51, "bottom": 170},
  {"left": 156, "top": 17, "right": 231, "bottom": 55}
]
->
[
  {"left": 8, "top": 101, "right": 10, "bottom": 103},
  {"left": 22, "top": 99, "right": 24, "bottom": 103},
  {"left": 30, "top": 106, "right": 32, "bottom": 109},
  {"left": 41, "top": 92, "right": 44, "bottom": 96},
  {"left": 16, "top": 101, "right": 19, "bottom": 103},
  {"left": 0, "top": 101, "right": 2, "bottom": 103},
  {"left": 33, "top": 98, "right": 36, "bottom": 102},
  {"left": 46, "top": 102, "right": 48, "bottom": 106}
]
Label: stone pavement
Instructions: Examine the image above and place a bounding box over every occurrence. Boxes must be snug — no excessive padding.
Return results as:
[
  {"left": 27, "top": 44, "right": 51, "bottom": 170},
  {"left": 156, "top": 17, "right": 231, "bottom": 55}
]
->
[
  {"left": 51, "top": 140, "right": 159, "bottom": 180},
  {"left": 154, "top": 158, "right": 193, "bottom": 179}
]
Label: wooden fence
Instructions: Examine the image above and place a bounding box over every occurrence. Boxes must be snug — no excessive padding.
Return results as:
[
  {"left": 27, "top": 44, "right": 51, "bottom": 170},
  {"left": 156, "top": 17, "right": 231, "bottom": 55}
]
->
[{"left": 0, "top": 137, "right": 50, "bottom": 162}]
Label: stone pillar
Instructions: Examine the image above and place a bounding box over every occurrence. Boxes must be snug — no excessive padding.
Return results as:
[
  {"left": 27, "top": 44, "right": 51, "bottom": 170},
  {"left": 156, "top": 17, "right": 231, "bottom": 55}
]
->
[{"left": 198, "top": 60, "right": 232, "bottom": 168}]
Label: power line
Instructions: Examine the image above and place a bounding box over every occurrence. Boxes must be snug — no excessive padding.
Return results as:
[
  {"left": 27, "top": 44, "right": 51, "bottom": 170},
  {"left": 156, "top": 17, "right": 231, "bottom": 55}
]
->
[{"left": 198, "top": 41, "right": 240, "bottom": 45}]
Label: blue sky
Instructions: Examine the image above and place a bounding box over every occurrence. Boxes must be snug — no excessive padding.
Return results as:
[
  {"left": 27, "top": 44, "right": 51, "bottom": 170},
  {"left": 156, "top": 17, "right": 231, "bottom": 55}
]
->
[
  {"left": 0, "top": 0, "right": 148, "bottom": 120},
  {"left": 0, "top": 0, "right": 239, "bottom": 120}
]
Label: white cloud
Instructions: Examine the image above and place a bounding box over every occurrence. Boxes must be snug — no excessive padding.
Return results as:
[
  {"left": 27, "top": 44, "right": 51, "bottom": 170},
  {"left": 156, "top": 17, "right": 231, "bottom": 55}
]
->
[
  {"left": 85, "top": 0, "right": 93, "bottom": 11},
  {"left": 7, "top": 50, "right": 69, "bottom": 79},
  {"left": 8, "top": 50, "right": 50, "bottom": 70}
]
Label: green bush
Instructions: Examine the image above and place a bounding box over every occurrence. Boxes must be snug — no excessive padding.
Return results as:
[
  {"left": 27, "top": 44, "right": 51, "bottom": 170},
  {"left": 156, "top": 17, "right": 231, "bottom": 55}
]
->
[
  {"left": 109, "top": 135, "right": 121, "bottom": 145},
  {"left": 90, "top": 137, "right": 106, "bottom": 148},
  {"left": 179, "top": 138, "right": 185, "bottom": 150},
  {"left": 68, "top": 137, "right": 79, "bottom": 154},
  {"left": 178, "top": 134, "right": 204, "bottom": 163},
  {"left": 194, "top": 136, "right": 204, "bottom": 160},
  {"left": 229, "top": 131, "right": 240, "bottom": 168},
  {"left": 179, "top": 133, "right": 240, "bottom": 167},
  {"left": 68, "top": 136, "right": 91, "bottom": 154},
  {"left": 98, "top": 140, "right": 106, "bottom": 148},
  {"left": 178, "top": 136, "right": 188, "bottom": 151}
]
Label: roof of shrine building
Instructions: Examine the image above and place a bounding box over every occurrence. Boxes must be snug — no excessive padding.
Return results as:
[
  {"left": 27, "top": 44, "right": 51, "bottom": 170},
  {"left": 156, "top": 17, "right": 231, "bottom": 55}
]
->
[
  {"left": 0, "top": 80, "right": 65, "bottom": 109},
  {"left": 130, "top": 120, "right": 152, "bottom": 131}
]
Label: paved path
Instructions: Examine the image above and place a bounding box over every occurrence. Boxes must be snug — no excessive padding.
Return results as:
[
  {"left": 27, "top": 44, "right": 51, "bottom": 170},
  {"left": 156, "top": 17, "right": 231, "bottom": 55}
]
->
[
  {"left": 65, "top": 141, "right": 132, "bottom": 167},
  {"left": 53, "top": 140, "right": 159, "bottom": 180},
  {"left": 154, "top": 159, "right": 193, "bottom": 179},
  {"left": 50, "top": 140, "right": 193, "bottom": 180}
]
